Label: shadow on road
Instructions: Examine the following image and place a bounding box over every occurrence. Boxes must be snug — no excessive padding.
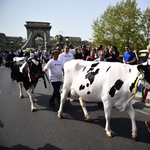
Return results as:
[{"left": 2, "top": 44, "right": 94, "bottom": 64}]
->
[
  {"left": 0, "top": 143, "right": 62, "bottom": 150},
  {"left": 55, "top": 100, "right": 150, "bottom": 144}
]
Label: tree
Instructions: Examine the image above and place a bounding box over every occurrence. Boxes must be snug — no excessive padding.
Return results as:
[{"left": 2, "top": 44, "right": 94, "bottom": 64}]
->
[
  {"left": 140, "top": 7, "right": 150, "bottom": 47},
  {"left": 92, "top": 0, "right": 145, "bottom": 54}
]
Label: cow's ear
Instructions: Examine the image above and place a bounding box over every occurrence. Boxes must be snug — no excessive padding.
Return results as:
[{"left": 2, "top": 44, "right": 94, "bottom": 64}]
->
[{"left": 137, "top": 65, "right": 145, "bottom": 72}]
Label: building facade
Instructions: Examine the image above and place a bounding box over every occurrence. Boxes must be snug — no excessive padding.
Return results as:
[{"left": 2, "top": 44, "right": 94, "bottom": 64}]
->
[{"left": 0, "top": 33, "right": 23, "bottom": 43}]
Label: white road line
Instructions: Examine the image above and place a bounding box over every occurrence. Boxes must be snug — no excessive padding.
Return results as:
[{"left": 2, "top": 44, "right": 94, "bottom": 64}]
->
[
  {"left": 135, "top": 109, "right": 150, "bottom": 116},
  {"left": 0, "top": 66, "right": 4, "bottom": 69}
]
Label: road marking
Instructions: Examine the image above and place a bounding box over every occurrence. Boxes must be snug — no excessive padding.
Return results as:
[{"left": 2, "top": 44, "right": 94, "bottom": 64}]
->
[
  {"left": 135, "top": 109, "right": 150, "bottom": 115},
  {"left": 0, "top": 66, "right": 4, "bottom": 69},
  {"left": 132, "top": 100, "right": 150, "bottom": 115}
]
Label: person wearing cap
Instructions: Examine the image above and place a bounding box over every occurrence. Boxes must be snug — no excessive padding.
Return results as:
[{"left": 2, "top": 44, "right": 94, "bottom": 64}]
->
[{"left": 43, "top": 50, "right": 64, "bottom": 107}]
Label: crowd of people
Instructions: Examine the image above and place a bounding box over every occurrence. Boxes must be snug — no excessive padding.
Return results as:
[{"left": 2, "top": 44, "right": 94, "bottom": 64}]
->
[{"left": 1, "top": 43, "right": 150, "bottom": 132}]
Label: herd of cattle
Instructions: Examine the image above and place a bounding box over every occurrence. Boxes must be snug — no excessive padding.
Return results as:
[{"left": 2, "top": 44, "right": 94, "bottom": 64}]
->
[{"left": 9, "top": 57, "right": 150, "bottom": 140}]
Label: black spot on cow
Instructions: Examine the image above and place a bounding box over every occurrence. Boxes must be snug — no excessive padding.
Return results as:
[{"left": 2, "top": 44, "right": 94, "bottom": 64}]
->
[
  {"left": 79, "top": 84, "right": 85, "bottom": 91},
  {"left": 83, "top": 67, "right": 86, "bottom": 72},
  {"left": 129, "top": 77, "right": 137, "bottom": 92},
  {"left": 129, "top": 69, "right": 131, "bottom": 73},
  {"left": 109, "top": 79, "right": 124, "bottom": 97},
  {"left": 87, "top": 91, "right": 90, "bottom": 94},
  {"left": 109, "top": 86, "right": 116, "bottom": 97},
  {"left": 87, "top": 63, "right": 99, "bottom": 73},
  {"left": 85, "top": 69, "right": 100, "bottom": 84},
  {"left": 91, "top": 63, "right": 99, "bottom": 68},
  {"left": 115, "top": 79, "right": 124, "bottom": 90},
  {"left": 106, "top": 66, "right": 111, "bottom": 72},
  {"left": 86, "top": 83, "right": 89, "bottom": 87}
]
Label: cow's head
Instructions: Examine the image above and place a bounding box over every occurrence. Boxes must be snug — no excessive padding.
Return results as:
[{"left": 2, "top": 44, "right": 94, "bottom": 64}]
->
[
  {"left": 27, "top": 58, "right": 44, "bottom": 79},
  {"left": 137, "top": 61, "right": 150, "bottom": 89}
]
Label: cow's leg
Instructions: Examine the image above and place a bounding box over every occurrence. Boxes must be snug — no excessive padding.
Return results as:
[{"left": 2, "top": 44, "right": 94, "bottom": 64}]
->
[
  {"left": 126, "top": 102, "right": 137, "bottom": 140},
  {"left": 58, "top": 89, "right": 69, "bottom": 119},
  {"left": 79, "top": 97, "right": 92, "bottom": 122},
  {"left": 30, "top": 85, "right": 35, "bottom": 102},
  {"left": 26, "top": 89, "right": 37, "bottom": 112},
  {"left": 103, "top": 101, "right": 114, "bottom": 138},
  {"left": 18, "top": 83, "right": 24, "bottom": 98}
]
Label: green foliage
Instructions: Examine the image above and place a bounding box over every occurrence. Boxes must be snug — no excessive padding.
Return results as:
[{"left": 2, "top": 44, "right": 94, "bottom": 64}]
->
[
  {"left": 92, "top": 0, "right": 150, "bottom": 54},
  {"left": 0, "top": 41, "right": 23, "bottom": 50}
]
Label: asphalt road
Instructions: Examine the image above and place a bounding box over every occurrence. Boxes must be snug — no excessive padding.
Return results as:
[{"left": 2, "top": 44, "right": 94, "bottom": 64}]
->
[{"left": 0, "top": 65, "right": 150, "bottom": 150}]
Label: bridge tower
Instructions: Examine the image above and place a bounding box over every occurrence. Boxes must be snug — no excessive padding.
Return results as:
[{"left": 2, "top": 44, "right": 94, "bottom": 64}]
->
[{"left": 22, "top": 21, "right": 52, "bottom": 49}]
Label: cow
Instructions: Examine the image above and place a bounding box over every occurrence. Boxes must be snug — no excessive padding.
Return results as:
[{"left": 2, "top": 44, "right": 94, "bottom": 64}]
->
[
  {"left": 58, "top": 59, "right": 150, "bottom": 140},
  {"left": 12, "top": 57, "right": 47, "bottom": 112}
]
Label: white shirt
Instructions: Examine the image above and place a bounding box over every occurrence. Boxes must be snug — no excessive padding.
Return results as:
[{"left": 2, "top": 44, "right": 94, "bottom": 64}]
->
[
  {"left": 94, "top": 58, "right": 106, "bottom": 62},
  {"left": 35, "top": 51, "right": 39, "bottom": 56},
  {"left": 69, "top": 49, "right": 76, "bottom": 56},
  {"left": 30, "top": 52, "right": 35, "bottom": 58},
  {"left": 43, "top": 50, "right": 50, "bottom": 60},
  {"left": 14, "top": 52, "right": 19, "bottom": 56},
  {"left": 58, "top": 52, "right": 74, "bottom": 67},
  {"left": 44, "top": 59, "right": 63, "bottom": 82}
]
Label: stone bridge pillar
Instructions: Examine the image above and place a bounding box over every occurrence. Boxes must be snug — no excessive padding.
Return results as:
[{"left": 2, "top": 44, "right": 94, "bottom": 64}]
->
[{"left": 24, "top": 21, "right": 52, "bottom": 49}]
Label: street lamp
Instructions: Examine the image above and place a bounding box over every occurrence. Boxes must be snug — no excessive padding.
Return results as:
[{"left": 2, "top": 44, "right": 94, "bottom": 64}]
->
[
  {"left": 10, "top": 40, "right": 13, "bottom": 48},
  {"left": 45, "top": 41, "right": 47, "bottom": 49},
  {"left": 65, "top": 36, "right": 69, "bottom": 46},
  {"left": 20, "top": 43, "right": 21, "bottom": 49}
]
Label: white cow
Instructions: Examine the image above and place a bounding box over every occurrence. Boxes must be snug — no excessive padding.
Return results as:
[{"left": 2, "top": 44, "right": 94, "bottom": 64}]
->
[{"left": 58, "top": 60, "right": 150, "bottom": 140}]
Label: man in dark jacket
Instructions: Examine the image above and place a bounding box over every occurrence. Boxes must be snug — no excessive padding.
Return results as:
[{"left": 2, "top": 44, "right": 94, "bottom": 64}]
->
[{"left": 6, "top": 49, "right": 16, "bottom": 80}]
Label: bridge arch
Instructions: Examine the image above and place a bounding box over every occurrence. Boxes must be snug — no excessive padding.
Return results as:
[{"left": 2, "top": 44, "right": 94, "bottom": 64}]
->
[{"left": 22, "top": 21, "right": 52, "bottom": 49}]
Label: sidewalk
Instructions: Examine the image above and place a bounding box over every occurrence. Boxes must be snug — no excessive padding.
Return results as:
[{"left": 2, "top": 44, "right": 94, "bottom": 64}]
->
[{"left": 134, "top": 91, "right": 150, "bottom": 103}]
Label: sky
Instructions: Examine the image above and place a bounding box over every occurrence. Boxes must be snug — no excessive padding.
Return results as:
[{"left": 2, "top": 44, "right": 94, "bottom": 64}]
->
[{"left": 0, "top": 0, "right": 149, "bottom": 41}]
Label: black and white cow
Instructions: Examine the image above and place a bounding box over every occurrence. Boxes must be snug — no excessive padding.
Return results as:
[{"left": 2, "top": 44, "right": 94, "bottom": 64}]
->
[
  {"left": 13, "top": 57, "right": 45, "bottom": 112},
  {"left": 58, "top": 60, "right": 150, "bottom": 140}
]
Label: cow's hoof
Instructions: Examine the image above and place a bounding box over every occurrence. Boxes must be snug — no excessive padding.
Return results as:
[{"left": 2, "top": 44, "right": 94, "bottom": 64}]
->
[
  {"left": 20, "top": 95, "right": 24, "bottom": 98},
  {"left": 106, "top": 133, "right": 114, "bottom": 138},
  {"left": 58, "top": 115, "right": 63, "bottom": 119},
  {"left": 31, "top": 108, "right": 37, "bottom": 112},
  {"left": 86, "top": 117, "right": 93, "bottom": 122},
  {"left": 131, "top": 135, "right": 137, "bottom": 141}
]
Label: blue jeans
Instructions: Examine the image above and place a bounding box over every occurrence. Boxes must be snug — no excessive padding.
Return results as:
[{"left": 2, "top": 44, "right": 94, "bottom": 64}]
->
[{"left": 50, "top": 82, "right": 61, "bottom": 104}]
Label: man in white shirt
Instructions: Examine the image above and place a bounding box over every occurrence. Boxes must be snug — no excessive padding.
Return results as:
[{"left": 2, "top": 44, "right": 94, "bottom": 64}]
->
[
  {"left": 58, "top": 45, "right": 74, "bottom": 101},
  {"left": 69, "top": 44, "right": 76, "bottom": 59},
  {"left": 43, "top": 48, "right": 51, "bottom": 63},
  {"left": 58, "top": 45, "right": 74, "bottom": 67},
  {"left": 34, "top": 49, "right": 39, "bottom": 58},
  {"left": 43, "top": 50, "right": 64, "bottom": 106}
]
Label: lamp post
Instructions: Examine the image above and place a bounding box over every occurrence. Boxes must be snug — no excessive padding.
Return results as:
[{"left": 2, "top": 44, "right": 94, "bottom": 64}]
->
[
  {"left": 45, "top": 41, "right": 47, "bottom": 49},
  {"left": 65, "top": 36, "right": 69, "bottom": 46},
  {"left": 20, "top": 43, "right": 21, "bottom": 49},
  {"left": 10, "top": 40, "right": 13, "bottom": 48}
]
